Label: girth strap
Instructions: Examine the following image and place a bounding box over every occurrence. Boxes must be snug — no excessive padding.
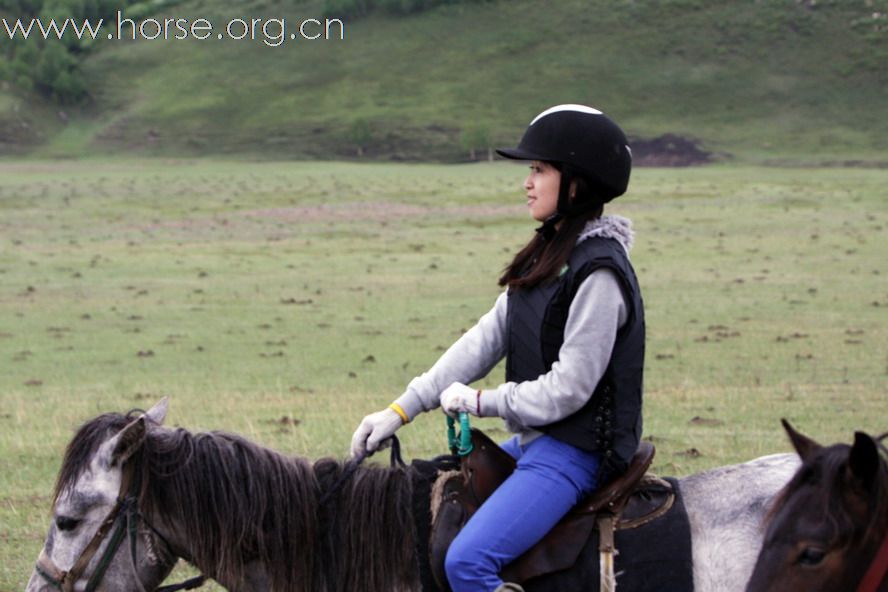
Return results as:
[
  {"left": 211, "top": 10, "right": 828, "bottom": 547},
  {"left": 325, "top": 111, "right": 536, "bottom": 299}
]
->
[{"left": 598, "top": 515, "right": 616, "bottom": 592}]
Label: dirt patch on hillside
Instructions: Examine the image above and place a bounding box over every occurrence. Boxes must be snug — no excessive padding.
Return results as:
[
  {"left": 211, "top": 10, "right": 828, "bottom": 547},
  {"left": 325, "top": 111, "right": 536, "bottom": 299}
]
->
[{"left": 629, "top": 134, "right": 713, "bottom": 166}]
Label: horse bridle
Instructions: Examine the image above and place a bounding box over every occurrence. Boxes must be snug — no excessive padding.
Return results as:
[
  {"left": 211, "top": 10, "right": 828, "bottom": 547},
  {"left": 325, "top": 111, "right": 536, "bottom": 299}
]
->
[
  {"left": 858, "top": 533, "right": 888, "bottom": 592},
  {"left": 34, "top": 436, "right": 406, "bottom": 591},
  {"left": 858, "top": 433, "right": 888, "bottom": 592},
  {"left": 34, "top": 460, "right": 206, "bottom": 592}
]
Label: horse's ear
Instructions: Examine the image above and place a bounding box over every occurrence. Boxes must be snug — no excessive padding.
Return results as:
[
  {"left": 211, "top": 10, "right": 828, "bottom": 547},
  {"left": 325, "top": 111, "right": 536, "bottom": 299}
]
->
[
  {"left": 111, "top": 416, "right": 147, "bottom": 466},
  {"left": 848, "top": 432, "right": 879, "bottom": 490},
  {"left": 782, "top": 419, "right": 821, "bottom": 461},
  {"left": 145, "top": 397, "right": 169, "bottom": 426}
]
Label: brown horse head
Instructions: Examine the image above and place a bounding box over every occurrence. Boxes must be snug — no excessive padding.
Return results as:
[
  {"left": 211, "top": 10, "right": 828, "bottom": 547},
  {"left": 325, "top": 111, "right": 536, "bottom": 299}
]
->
[{"left": 745, "top": 420, "right": 888, "bottom": 592}]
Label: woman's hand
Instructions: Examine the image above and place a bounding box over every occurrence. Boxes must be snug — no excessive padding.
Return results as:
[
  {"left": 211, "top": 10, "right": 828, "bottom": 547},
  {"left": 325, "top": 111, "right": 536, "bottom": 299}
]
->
[
  {"left": 440, "top": 382, "right": 482, "bottom": 417},
  {"left": 350, "top": 407, "right": 404, "bottom": 458}
]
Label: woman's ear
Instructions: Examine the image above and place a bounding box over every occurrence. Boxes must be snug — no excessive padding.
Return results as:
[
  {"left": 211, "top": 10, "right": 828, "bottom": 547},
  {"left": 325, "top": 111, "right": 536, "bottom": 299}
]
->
[{"left": 569, "top": 180, "right": 578, "bottom": 200}]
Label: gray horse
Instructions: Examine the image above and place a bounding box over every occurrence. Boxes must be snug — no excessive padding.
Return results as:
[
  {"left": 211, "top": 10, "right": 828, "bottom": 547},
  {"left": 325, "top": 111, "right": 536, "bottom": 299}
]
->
[{"left": 26, "top": 398, "right": 799, "bottom": 592}]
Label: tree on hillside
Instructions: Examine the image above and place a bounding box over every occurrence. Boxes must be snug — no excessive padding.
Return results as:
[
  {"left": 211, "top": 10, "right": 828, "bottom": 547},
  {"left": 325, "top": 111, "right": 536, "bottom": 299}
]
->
[
  {"left": 33, "top": 42, "right": 86, "bottom": 103},
  {"left": 461, "top": 124, "right": 491, "bottom": 161},
  {"left": 350, "top": 118, "right": 372, "bottom": 157},
  {"left": 0, "top": 0, "right": 175, "bottom": 104}
]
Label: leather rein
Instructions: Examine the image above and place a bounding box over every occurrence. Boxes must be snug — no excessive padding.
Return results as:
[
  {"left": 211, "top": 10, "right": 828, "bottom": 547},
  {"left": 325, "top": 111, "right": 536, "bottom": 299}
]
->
[
  {"left": 34, "top": 460, "right": 206, "bottom": 592},
  {"left": 858, "top": 532, "right": 888, "bottom": 592}
]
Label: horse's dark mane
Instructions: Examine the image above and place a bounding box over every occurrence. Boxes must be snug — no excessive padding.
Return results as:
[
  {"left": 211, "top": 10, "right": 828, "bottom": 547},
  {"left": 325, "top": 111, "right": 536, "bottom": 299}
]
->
[
  {"left": 54, "top": 412, "right": 419, "bottom": 592},
  {"left": 312, "top": 457, "right": 419, "bottom": 592},
  {"left": 766, "top": 437, "right": 888, "bottom": 552},
  {"left": 53, "top": 411, "right": 138, "bottom": 504}
]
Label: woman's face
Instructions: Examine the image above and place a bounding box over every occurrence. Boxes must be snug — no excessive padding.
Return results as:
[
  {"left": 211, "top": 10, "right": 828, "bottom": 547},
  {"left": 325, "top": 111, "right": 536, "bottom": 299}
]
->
[{"left": 524, "top": 160, "right": 560, "bottom": 222}]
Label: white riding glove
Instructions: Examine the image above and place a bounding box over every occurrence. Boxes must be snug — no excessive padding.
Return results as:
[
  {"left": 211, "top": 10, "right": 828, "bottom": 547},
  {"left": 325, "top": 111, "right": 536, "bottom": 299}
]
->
[
  {"left": 440, "top": 382, "right": 481, "bottom": 417},
  {"left": 350, "top": 407, "right": 405, "bottom": 458}
]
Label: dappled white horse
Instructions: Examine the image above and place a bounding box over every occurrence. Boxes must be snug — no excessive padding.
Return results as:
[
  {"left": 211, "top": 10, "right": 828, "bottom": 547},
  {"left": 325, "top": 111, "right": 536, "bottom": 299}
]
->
[{"left": 27, "top": 398, "right": 798, "bottom": 591}]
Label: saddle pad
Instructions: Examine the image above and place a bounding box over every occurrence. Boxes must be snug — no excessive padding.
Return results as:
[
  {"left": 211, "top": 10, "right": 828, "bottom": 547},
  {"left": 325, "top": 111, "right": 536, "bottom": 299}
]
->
[
  {"left": 522, "top": 477, "right": 694, "bottom": 592},
  {"left": 411, "top": 456, "right": 460, "bottom": 592}
]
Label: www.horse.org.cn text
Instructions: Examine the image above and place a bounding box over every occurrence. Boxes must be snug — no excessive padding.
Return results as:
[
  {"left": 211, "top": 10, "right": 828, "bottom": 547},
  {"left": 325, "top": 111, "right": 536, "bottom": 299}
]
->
[{"left": 1, "top": 12, "right": 346, "bottom": 47}]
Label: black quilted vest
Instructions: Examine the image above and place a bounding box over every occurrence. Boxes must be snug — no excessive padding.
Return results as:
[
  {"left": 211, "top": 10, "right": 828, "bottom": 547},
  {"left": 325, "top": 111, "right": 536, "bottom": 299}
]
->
[{"left": 505, "top": 236, "right": 645, "bottom": 481}]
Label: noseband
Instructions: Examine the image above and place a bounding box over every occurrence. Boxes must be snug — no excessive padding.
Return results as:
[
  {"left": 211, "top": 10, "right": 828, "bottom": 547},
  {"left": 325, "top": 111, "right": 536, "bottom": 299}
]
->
[{"left": 34, "top": 461, "right": 206, "bottom": 592}]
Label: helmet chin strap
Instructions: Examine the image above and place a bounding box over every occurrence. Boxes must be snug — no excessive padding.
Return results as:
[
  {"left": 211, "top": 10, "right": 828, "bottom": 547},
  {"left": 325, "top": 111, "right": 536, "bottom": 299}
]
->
[
  {"left": 535, "top": 213, "right": 563, "bottom": 241},
  {"left": 556, "top": 164, "right": 577, "bottom": 217}
]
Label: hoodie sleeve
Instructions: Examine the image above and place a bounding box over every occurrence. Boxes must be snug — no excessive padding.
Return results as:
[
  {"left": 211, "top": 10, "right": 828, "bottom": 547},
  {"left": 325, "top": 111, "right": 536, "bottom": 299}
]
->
[
  {"left": 478, "top": 268, "right": 627, "bottom": 427},
  {"left": 392, "top": 291, "right": 508, "bottom": 420}
]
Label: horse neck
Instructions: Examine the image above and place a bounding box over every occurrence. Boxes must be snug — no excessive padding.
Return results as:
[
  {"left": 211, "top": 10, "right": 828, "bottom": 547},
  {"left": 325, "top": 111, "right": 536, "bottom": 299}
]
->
[
  {"left": 138, "top": 429, "right": 319, "bottom": 592},
  {"left": 140, "top": 436, "right": 423, "bottom": 592},
  {"left": 315, "top": 459, "right": 422, "bottom": 592}
]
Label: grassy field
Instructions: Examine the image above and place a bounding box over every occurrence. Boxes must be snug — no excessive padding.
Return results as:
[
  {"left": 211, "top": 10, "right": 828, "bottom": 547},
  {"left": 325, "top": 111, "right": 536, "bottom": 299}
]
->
[
  {"left": 1, "top": 159, "right": 886, "bottom": 589},
  {"left": 3, "top": 0, "right": 888, "bottom": 161}
]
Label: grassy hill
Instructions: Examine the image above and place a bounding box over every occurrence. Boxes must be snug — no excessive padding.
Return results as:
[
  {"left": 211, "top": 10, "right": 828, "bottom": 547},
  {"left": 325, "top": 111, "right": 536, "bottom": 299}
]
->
[{"left": 2, "top": 0, "right": 887, "bottom": 163}]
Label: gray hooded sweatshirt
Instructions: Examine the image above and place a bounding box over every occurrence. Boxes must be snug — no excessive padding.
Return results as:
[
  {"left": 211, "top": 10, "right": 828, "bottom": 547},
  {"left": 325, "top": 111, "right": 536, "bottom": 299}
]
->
[{"left": 393, "top": 215, "right": 634, "bottom": 444}]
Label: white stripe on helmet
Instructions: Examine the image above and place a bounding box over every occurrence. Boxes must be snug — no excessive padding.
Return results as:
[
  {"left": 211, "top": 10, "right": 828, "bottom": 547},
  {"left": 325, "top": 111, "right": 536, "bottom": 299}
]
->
[{"left": 530, "top": 104, "right": 603, "bottom": 126}]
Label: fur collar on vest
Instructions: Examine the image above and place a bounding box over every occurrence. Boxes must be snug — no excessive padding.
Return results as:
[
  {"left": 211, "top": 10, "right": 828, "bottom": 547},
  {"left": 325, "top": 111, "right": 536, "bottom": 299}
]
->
[{"left": 577, "top": 215, "right": 634, "bottom": 254}]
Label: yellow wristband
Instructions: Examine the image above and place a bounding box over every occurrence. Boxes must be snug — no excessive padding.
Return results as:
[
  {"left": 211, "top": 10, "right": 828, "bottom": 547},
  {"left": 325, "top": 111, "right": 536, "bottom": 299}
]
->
[{"left": 388, "top": 403, "right": 409, "bottom": 425}]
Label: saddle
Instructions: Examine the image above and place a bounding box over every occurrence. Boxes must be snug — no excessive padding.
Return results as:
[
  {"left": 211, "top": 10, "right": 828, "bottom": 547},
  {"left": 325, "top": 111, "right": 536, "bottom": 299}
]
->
[{"left": 429, "top": 429, "right": 674, "bottom": 589}]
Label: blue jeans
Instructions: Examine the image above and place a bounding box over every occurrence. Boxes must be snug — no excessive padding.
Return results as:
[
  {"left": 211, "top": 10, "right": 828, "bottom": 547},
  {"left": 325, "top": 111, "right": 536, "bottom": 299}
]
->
[{"left": 444, "top": 434, "right": 601, "bottom": 592}]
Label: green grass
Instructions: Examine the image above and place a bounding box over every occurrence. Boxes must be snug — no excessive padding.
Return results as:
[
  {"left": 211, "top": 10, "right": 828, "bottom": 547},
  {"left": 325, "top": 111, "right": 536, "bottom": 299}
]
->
[
  {"left": 1, "top": 159, "right": 886, "bottom": 589},
  {"left": 5, "top": 0, "right": 888, "bottom": 162}
]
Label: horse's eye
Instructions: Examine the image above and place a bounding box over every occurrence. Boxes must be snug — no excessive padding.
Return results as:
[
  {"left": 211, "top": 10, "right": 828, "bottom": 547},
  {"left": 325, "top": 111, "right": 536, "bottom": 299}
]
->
[
  {"left": 56, "top": 516, "right": 81, "bottom": 532},
  {"left": 798, "top": 546, "right": 826, "bottom": 566}
]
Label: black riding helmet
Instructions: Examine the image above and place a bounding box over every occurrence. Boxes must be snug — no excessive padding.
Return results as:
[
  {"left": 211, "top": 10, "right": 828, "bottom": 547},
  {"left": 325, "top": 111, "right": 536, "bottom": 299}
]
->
[{"left": 497, "top": 105, "right": 632, "bottom": 225}]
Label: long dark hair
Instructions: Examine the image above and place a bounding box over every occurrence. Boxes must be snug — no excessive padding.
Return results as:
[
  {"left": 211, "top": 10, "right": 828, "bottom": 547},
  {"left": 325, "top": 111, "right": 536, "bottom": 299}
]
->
[{"left": 499, "top": 172, "right": 603, "bottom": 290}]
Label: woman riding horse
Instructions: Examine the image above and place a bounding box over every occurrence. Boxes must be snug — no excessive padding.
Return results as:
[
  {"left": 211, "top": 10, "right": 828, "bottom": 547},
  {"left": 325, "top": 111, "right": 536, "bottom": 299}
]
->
[{"left": 351, "top": 104, "right": 643, "bottom": 592}]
